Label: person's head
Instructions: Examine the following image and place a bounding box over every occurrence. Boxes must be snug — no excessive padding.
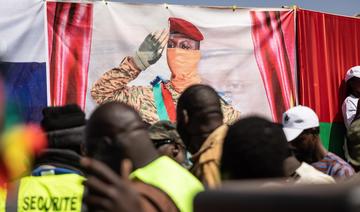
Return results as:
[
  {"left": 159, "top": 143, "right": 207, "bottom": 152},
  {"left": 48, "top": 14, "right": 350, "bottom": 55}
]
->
[
  {"left": 282, "top": 105, "right": 322, "bottom": 163},
  {"left": 167, "top": 17, "right": 204, "bottom": 92},
  {"left": 149, "top": 120, "right": 186, "bottom": 165},
  {"left": 40, "top": 104, "right": 86, "bottom": 155},
  {"left": 85, "top": 102, "right": 158, "bottom": 174},
  {"left": 345, "top": 66, "right": 360, "bottom": 97},
  {"left": 177, "top": 84, "right": 223, "bottom": 154},
  {"left": 221, "top": 116, "right": 288, "bottom": 180},
  {"left": 167, "top": 17, "right": 202, "bottom": 50}
]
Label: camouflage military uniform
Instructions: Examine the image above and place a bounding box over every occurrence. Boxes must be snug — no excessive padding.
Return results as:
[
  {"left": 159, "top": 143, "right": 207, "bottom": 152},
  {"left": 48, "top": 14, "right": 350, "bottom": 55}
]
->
[
  {"left": 91, "top": 56, "right": 240, "bottom": 125},
  {"left": 149, "top": 120, "right": 182, "bottom": 144}
]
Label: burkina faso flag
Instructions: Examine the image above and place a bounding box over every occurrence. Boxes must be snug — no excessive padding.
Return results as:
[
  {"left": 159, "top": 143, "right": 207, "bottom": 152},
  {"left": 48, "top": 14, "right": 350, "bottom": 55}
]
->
[{"left": 296, "top": 9, "right": 360, "bottom": 156}]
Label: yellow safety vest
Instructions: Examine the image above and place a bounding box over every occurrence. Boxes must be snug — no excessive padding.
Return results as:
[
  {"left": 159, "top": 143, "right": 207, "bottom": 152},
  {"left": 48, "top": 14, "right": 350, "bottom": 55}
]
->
[
  {"left": 130, "top": 156, "right": 204, "bottom": 212},
  {"left": 5, "top": 174, "right": 84, "bottom": 212},
  {"left": 0, "top": 186, "right": 6, "bottom": 212}
]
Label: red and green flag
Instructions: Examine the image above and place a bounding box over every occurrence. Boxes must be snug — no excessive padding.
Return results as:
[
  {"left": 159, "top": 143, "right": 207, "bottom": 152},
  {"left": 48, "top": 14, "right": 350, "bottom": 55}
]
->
[{"left": 297, "top": 9, "right": 360, "bottom": 156}]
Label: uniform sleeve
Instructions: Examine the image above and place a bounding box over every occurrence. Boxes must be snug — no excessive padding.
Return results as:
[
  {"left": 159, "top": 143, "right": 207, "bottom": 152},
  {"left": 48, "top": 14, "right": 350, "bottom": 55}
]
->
[
  {"left": 221, "top": 101, "right": 241, "bottom": 125},
  {"left": 91, "top": 56, "right": 144, "bottom": 105}
]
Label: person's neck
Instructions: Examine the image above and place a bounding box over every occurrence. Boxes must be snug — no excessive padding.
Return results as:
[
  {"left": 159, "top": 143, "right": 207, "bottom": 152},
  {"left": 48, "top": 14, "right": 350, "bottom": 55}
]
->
[
  {"left": 313, "top": 139, "right": 328, "bottom": 162},
  {"left": 283, "top": 156, "right": 301, "bottom": 177}
]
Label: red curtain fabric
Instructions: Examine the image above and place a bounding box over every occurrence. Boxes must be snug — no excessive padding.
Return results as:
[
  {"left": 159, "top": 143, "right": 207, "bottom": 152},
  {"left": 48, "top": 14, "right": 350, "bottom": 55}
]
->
[
  {"left": 297, "top": 9, "right": 360, "bottom": 123},
  {"left": 47, "top": 2, "right": 93, "bottom": 109},
  {"left": 251, "top": 11, "right": 296, "bottom": 122}
]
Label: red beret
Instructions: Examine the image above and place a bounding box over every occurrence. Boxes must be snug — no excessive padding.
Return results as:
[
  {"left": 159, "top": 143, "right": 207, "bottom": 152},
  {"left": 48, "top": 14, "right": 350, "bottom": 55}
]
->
[{"left": 169, "top": 17, "right": 204, "bottom": 41}]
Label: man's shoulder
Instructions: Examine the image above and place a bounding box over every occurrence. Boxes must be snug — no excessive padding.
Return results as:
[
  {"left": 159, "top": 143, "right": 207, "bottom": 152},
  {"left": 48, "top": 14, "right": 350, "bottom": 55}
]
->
[
  {"left": 326, "top": 152, "right": 355, "bottom": 174},
  {"left": 326, "top": 152, "right": 347, "bottom": 162},
  {"left": 312, "top": 152, "right": 339, "bottom": 168},
  {"left": 132, "top": 181, "right": 179, "bottom": 212}
]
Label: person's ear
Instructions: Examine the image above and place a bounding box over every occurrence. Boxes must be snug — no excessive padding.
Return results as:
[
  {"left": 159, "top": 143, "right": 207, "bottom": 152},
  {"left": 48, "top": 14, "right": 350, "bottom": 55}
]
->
[{"left": 182, "top": 109, "right": 189, "bottom": 124}]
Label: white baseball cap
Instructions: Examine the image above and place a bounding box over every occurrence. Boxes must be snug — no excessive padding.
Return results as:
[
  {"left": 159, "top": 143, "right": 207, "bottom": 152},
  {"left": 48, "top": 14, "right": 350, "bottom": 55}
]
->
[
  {"left": 282, "top": 105, "right": 319, "bottom": 142},
  {"left": 345, "top": 66, "right": 360, "bottom": 82}
]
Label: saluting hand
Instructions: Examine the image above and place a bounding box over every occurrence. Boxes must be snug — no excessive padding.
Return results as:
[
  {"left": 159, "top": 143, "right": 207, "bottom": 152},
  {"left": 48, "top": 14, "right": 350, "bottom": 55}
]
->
[{"left": 133, "top": 29, "right": 169, "bottom": 71}]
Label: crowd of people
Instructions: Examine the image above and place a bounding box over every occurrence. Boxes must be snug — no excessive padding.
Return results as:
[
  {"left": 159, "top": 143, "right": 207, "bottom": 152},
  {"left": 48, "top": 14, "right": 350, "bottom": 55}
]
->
[
  {"left": 1, "top": 81, "right": 360, "bottom": 211},
  {"left": 1, "top": 17, "right": 360, "bottom": 212}
]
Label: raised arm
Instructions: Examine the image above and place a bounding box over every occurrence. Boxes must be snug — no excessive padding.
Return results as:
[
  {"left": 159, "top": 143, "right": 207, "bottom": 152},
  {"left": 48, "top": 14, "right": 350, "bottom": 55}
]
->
[
  {"left": 91, "top": 57, "right": 141, "bottom": 104},
  {"left": 91, "top": 29, "right": 169, "bottom": 104}
]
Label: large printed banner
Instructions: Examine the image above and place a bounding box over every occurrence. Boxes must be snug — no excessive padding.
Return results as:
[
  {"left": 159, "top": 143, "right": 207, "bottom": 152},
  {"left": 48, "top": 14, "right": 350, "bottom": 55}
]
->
[
  {"left": 297, "top": 9, "right": 360, "bottom": 154},
  {"left": 4, "top": 1, "right": 360, "bottom": 153},
  {"left": 46, "top": 1, "right": 296, "bottom": 124}
]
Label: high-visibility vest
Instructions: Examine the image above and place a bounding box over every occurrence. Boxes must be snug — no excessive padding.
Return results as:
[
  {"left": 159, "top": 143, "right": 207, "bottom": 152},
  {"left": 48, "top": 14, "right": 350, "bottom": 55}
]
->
[
  {"left": 3, "top": 174, "right": 84, "bottom": 212},
  {"left": 0, "top": 186, "right": 6, "bottom": 212},
  {"left": 130, "top": 156, "right": 204, "bottom": 212}
]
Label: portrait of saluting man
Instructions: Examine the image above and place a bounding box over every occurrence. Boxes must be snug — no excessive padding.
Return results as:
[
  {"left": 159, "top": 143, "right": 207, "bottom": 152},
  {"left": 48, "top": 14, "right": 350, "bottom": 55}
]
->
[{"left": 91, "top": 17, "right": 240, "bottom": 125}]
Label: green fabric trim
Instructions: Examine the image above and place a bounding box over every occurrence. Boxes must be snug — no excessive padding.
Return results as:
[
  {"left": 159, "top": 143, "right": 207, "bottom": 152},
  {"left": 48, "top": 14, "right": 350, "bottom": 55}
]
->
[
  {"left": 153, "top": 82, "right": 169, "bottom": 121},
  {"left": 319, "top": 122, "right": 346, "bottom": 157}
]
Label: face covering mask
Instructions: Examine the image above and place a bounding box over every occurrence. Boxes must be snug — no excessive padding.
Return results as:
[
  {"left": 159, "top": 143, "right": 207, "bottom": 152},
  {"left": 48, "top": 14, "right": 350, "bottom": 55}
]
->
[{"left": 167, "top": 48, "right": 202, "bottom": 92}]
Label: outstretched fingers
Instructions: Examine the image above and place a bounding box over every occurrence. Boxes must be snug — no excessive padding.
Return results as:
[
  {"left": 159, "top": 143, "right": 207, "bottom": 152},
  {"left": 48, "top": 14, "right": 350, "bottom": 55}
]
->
[{"left": 158, "top": 29, "right": 169, "bottom": 54}]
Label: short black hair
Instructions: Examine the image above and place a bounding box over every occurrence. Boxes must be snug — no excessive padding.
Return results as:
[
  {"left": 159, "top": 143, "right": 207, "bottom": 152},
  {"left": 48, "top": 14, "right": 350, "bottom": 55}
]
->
[
  {"left": 85, "top": 102, "right": 142, "bottom": 173},
  {"left": 176, "top": 84, "right": 224, "bottom": 149},
  {"left": 177, "top": 84, "right": 223, "bottom": 118},
  {"left": 221, "top": 116, "right": 288, "bottom": 180}
]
